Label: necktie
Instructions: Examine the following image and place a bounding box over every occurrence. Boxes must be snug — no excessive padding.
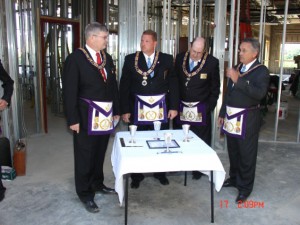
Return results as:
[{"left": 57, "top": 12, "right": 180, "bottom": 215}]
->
[
  {"left": 96, "top": 52, "right": 106, "bottom": 82},
  {"left": 190, "top": 61, "right": 194, "bottom": 71},
  {"left": 241, "top": 65, "right": 247, "bottom": 72},
  {"left": 147, "top": 57, "right": 154, "bottom": 78}
]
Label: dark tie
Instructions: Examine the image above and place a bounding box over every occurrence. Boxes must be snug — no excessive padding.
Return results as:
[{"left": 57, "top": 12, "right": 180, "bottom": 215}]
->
[{"left": 96, "top": 52, "right": 107, "bottom": 82}]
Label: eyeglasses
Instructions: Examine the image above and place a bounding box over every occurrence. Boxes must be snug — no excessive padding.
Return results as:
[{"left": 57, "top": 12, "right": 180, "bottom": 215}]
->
[{"left": 93, "top": 34, "right": 108, "bottom": 40}]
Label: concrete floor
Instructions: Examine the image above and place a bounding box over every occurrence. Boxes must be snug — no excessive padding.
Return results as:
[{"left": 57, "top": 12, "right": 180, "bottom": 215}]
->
[{"left": 1, "top": 111, "right": 300, "bottom": 225}]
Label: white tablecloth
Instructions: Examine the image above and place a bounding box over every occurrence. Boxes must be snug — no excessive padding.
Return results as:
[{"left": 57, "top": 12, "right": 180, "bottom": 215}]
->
[{"left": 111, "top": 130, "right": 226, "bottom": 205}]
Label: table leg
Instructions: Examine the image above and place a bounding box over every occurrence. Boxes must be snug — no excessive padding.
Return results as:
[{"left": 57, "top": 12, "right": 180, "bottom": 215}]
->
[
  {"left": 184, "top": 171, "right": 187, "bottom": 186},
  {"left": 210, "top": 171, "right": 214, "bottom": 223},
  {"left": 125, "top": 174, "right": 129, "bottom": 225}
]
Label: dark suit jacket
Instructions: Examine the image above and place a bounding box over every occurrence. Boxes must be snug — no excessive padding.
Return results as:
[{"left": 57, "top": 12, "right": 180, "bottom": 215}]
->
[
  {"left": 0, "top": 60, "right": 14, "bottom": 105},
  {"left": 62, "top": 48, "right": 120, "bottom": 129},
  {"left": 219, "top": 60, "right": 270, "bottom": 118},
  {"left": 175, "top": 52, "right": 220, "bottom": 112},
  {"left": 119, "top": 51, "right": 179, "bottom": 115}
]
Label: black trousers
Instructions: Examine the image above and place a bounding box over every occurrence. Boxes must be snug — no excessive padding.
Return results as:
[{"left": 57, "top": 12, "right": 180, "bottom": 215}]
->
[
  {"left": 226, "top": 109, "right": 261, "bottom": 194},
  {"left": 130, "top": 122, "right": 169, "bottom": 182},
  {"left": 73, "top": 130, "right": 110, "bottom": 202},
  {"left": 0, "top": 164, "right": 5, "bottom": 191}
]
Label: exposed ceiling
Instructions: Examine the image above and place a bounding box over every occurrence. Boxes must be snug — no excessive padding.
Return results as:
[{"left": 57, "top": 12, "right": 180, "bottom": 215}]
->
[
  {"left": 171, "top": 0, "right": 300, "bottom": 24},
  {"left": 249, "top": 0, "right": 300, "bottom": 24}
]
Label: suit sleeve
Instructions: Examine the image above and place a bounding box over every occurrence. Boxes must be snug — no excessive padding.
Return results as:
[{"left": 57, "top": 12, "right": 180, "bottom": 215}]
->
[
  {"left": 167, "top": 55, "right": 179, "bottom": 110},
  {"left": 62, "top": 54, "right": 80, "bottom": 126},
  {"left": 209, "top": 58, "right": 221, "bottom": 111},
  {"left": 0, "top": 61, "right": 14, "bottom": 105},
  {"left": 119, "top": 55, "right": 132, "bottom": 114}
]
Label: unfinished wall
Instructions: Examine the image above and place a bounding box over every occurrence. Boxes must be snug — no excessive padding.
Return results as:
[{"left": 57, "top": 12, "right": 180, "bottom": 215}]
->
[{"left": 269, "top": 24, "right": 300, "bottom": 74}]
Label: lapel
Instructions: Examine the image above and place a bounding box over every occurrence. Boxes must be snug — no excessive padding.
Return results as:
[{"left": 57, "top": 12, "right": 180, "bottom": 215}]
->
[
  {"left": 187, "top": 54, "right": 192, "bottom": 71},
  {"left": 84, "top": 46, "right": 94, "bottom": 60},
  {"left": 83, "top": 46, "right": 99, "bottom": 73},
  {"left": 153, "top": 51, "right": 161, "bottom": 74},
  {"left": 101, "top": 50, "right": 109, "bottom": 74},
  {"left": 249, "top": 59, "right": 259, "bottom": 70},
  {"left": 138, "top": 52, "right": 149, "bottom": 71},
  {"left": 82, "top": 47, "right": 110, "bottom": 81}
]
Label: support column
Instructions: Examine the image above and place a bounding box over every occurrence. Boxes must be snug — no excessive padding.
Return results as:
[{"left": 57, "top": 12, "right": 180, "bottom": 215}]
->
[
  {"left": 118, "top": 0, "right": 145, "bottom": 82},
  {"left": 212, "top": 0, "right": 227, "bottom": 149}
]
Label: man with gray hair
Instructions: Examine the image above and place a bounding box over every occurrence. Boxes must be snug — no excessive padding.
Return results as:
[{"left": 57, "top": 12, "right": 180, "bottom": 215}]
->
[
  {"left": 62, "top": 22, "right": 120, "bottom": 213},
  {"left": 218, "top": 38, "right": 270, "bottom": 203}
]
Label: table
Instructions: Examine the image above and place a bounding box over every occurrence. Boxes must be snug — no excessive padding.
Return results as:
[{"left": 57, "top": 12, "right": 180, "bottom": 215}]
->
[{"left": 111, "top": 130, "right": 226, "bottom": 224}]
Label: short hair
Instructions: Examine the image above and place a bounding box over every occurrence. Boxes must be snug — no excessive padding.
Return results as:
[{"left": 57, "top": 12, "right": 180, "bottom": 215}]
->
[
  {"left": 142, "top": 29, "right": 157, "bottom": 42},
  {"left": 85, "top": 22, "right": 108, "bottom": 40},
  {"left": 241, "top": 38, "right": 260, "bottom": 55}
]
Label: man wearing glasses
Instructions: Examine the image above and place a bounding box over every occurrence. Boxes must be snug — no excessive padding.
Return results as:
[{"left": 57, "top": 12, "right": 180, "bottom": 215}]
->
[
  {"left": 62, "top": 22, "right": 120, "bottom": 213},
  {"left": 174, "top": 37, "right": 220, "bottom": 180}
]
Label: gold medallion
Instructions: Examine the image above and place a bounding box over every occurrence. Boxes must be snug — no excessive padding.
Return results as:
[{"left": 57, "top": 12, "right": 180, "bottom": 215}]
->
[{"left": 93, "top": 123, "right": 99, "bottom": 129}]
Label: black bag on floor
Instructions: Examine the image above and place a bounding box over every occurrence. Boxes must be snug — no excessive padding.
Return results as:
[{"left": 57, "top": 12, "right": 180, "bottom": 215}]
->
[{"left": 0, "top": 137, "right": 12, "bottom": 167}]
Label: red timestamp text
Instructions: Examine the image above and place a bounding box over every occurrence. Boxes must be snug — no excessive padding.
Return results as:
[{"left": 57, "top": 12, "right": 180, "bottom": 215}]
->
[{"left": 220, "top": 200, "right": 265, "bottom": 208}]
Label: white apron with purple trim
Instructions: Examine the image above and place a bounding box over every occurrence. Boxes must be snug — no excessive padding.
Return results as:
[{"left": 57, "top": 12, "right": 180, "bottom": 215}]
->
[
  {"left": 82, "top": 98, "right": 114, "bottom": 135},
  {"left": 177, "top": 101, "right": 206, "bottom": 126},
  {"left": 222, "top": 106, "right": 247, "bottom": 139},
  {"left": 134, "top": 94, "right": 167, "bottom": 125}
]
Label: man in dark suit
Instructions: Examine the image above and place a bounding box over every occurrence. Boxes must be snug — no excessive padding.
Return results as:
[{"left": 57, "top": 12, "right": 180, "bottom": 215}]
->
[
  {"left": 119, "top": 29, "right": 179, "bottom": 189},
  {"left": 62, "top": 22, "right": 120, "bottom": 213},
  {"left": 0, "top": 60, "right": 14, "bottom": 202},
  {"left": 174, "top": 37, "right": 220, "bottom": 180},
  {"left": 218, "top": 38, "right": 270, "bottom": 203}
]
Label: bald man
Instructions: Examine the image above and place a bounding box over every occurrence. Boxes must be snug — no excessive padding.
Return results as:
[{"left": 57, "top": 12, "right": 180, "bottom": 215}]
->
[{"left": 174, "top": 37, "right": 220, "bottom": 179}]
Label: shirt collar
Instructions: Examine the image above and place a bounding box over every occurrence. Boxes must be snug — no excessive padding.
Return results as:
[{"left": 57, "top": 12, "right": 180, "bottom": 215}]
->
[
  {"left": 243, "top": 59, "right": 257, "bottom": 71},
  {"left": 85, "top": 44, "right": 99, "bottom": 63},
  {"left": 143, "top": 52, "right": 155, "bottom": 62},
  {"left": 189, "top": 58, "right": 201, "bottom": 64}
]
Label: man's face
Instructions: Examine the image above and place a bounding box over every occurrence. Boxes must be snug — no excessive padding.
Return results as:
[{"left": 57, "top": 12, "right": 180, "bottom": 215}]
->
[
  {"left": 92, "top": 31, "right": 109, "bottom": 51},
  {"left": 239, "top": 42, "right": 258, "bottom": 65},
  {"left": 190, "top": 40, "right": 205, "bottom": 61},
  {"left": 140, "top": 34, "right": 157, "bottom": 56}
]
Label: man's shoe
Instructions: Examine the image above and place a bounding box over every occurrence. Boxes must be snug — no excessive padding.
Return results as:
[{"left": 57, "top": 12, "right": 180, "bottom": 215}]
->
[
  {"left": 130, "top": 180, "right": 141, "bottom": 189},
  {"left": 94, "top": 185, "right": 116, "bottom": 194},
  {"left": 235, "top": 192, "right": 250, "bottom": 204},
  {"left": 82, "top": 200, "right": 100, "bottom": 213},
  {"left": 154, "top": 176, "right": 169, "bottom": 185},
  {"left": 130, "top": 177, "right": 144, "bottom": 189},
  {"left": 222, "top": 178, "right": 236, "bottom": 188},
  {"left": 0, "top": 188, "right": 6, "bottom": 202},
  {"left": 192, "top": 171, "right": 203, "bottom": 180}
]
